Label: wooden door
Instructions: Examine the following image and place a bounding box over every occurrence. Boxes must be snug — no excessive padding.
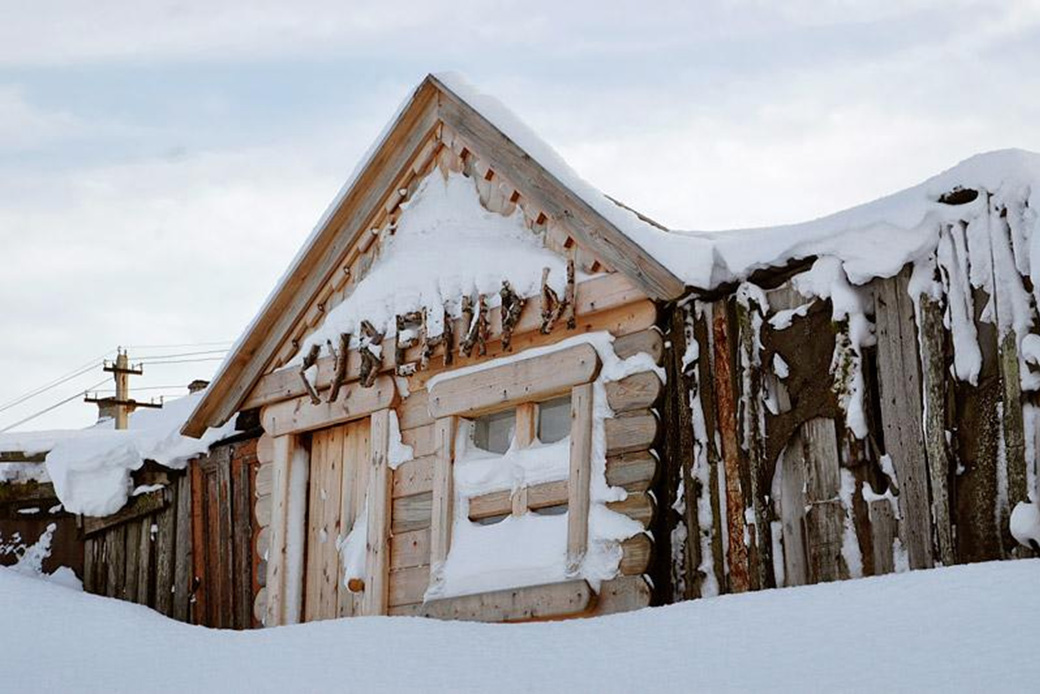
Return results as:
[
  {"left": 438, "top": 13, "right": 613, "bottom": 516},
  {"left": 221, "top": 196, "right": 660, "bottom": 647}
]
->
[
  {"left": 191, "top": 442, "right": 256, "bottom": 629},
  {"left": 304, "top": 418, "right": 370, "bottom": 622}
]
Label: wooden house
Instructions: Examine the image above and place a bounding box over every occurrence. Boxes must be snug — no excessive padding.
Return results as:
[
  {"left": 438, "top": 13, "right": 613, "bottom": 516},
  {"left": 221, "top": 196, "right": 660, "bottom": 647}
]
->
[{"left": 173, "top": 74, "right": 1036, "bottom": 624}]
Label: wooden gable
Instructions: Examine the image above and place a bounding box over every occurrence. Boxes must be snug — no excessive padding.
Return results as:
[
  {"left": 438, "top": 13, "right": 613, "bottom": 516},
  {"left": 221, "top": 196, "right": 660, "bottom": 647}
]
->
[{"left": 183, "top": 74, "right": 683, "bottom": 437}]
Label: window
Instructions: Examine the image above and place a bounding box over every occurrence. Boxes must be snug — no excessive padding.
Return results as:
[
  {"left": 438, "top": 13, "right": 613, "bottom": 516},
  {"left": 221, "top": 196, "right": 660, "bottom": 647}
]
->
[
  {"left": 473, "top": 409, "right": 516, "bottom": 455},
  {"left": 536, "top": 396, "right": 571, "bottom": 444}
]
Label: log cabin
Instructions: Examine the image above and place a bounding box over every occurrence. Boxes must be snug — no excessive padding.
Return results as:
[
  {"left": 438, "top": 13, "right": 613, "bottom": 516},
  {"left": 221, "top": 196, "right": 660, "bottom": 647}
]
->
[
  {"left": 181, "top": 74, "right": 1040, "bottom": 625},
  {"left": 7, "top": 73, "right": 1038, "bottom": 629}
]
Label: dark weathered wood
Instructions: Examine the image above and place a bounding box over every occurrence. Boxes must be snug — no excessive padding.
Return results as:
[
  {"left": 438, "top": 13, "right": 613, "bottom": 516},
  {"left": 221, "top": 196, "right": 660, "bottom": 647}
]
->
[
  {"left": 136, "top": 515, "right": 153, "bottom": 606},
  {"left": 999, "top": 329, "right": 1028, "bottom": 552},
  {"left": 124, "top": 518, "right": 141, "bottom": 603},
  {"left": 693, "top": 303, "right": 726, "bottom": 593},
  {"left": 778, "top": 435, "right": 808, "bottom": 587},
  {"left": 106, "top": 524, "right": 126, "bottom": 600},
  {"left": 173, "top": 473, "right": 193, "bottom": 622},
  {"left": 232, "top": 447, "right": 255, "bottom": 629},
  {"left": 712, "top": 299, "right": 749, "bottom": 592},
  {"left": 82, "top": 488, "right": 167, "bottom": 536},
  {"left": 869, "top": 499, "right": 897, "bottom": 575},
  {"left": 154, "top": 491, "right": 176, "bottom": 617},
  {"left": 873, "top": 268, "right": 933, "bottom": 570},
  {"left": 0, "top": 451, "right": 46, "bottom": 463},
  {"left": 918, "top": 294, "right": 954, "bottom": 566},
  {"left": 954, "top": 286, "right": 1003, "bottom": 563}
]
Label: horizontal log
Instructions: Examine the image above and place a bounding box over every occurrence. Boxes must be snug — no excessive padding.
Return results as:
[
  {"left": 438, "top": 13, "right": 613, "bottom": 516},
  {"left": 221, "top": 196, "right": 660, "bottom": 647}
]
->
[
  {"left": 613, "top": 329, "right": 664, "bottom": 364},
  {"left": 389, "top": 564, "right": 430, "bottom": 607},
  {"left": 256, "top": 434, "right": 274, "bottom": 465},
  {"left": 604, "top": 411, "right": 659, "bottom": 456},
  {"left": 468, "top": 490, "right": 512, "bottom": 521},
  {"left": 0, "top": 480, "right": 59, "bottom": 503},
  {"left": 401, "top": 424, "right": 437, "bottom": 458},
  {"left": 256, "top": 526, "right": 270, "bottom": 559},
  {"left": 605, "top": 450, "right": 658, "bottom": 493},
  {"left": 255, "top": 463, "right": 273, "bottom": 497},
  {"left": 261, "top": 375, "right": 397, "bottom": 437},
  {"left": 392, "top": 455, "right": 435, "bottom": 498},
  {"left": 606, "top": 491, "right": 655, "bottom": 528},
  {"left": 397, "top": 389, "right": 433, "bottom": 431},
  {"left": 244, "top": 273, "right": 648, "bottom": 410},
  {"left": 526, "top": 480, "right": 569, "bottom": 510},
  {"left": 253, "top": 587, "right": 267, "bottom": 624},
  {"left": 254, "top": 494, "right": 272, "bottom": 527},
  {"left": 390, "top": 528, "right": 431, "bottom": 570},
  {"left": 619, "top": 533, "right": 652, "bottom": 575},
  {"left": 605, "top": 371, "right": 663, "bottom": 413},
  {"left": 413, "top": 579, "right": 594, "bottom": 622},
  {"left": 392, "top": 492, "right": 432, "bottom": 534},
  {"left": 83, "top": 488, "right": 168, "bottom": 536},
  {"left": 595, "top": 575, "right": 651, "bottom": 615},
  {"left": 428, "top": 344, "right": 601, "bottom": 418}
]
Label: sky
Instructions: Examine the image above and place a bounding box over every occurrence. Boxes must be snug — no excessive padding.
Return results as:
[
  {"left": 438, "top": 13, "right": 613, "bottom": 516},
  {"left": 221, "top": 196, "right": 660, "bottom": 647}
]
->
[{"left": 3, "top": 0, "right": 1040, "bottom": 432}]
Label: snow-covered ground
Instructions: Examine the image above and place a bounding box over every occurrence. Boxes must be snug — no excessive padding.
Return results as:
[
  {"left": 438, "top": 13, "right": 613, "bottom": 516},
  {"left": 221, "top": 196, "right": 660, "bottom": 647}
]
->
[{"left": 3, "top": 561, "right": 1037, "bottom": 693}]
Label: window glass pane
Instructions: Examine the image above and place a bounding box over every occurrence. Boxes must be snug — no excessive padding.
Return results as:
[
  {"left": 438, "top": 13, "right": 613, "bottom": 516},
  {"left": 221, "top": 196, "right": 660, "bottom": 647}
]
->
[
  {"left": 473, "top": 409, "right": 516, "bottom": 454},
  {"left": 537, "top": 396, "right": 571, "bottom": 444}
]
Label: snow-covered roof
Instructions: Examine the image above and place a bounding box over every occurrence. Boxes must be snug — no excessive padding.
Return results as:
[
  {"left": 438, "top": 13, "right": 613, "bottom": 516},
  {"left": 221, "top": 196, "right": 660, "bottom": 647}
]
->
[
  {"left": 0, "top": 392, "right": 239, "bottom": 516},
  {"left": 182, "top": 70, "right": 1040, "bottom": 437}
]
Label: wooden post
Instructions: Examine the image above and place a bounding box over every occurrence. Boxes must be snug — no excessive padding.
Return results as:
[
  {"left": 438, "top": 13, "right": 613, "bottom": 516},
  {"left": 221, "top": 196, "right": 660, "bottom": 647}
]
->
[
  {"left": 430, "top": 416, "right": 456, "bottom": 577},
  {"left": 363, "top": 409, "right": 392, "bottom": 616},
  {"left": 513, "top": 403, "right": 537, "bottom": 516},
  {"left": 873, "top": 269, "right": 934, "bottom": 570},
  {"left": 567, "top": 383, "right": 594, "bottom": 575},
  {"left": 264, "top": 435, "right": 293, "bottom": 626},
  {"left": 801, "top": 418, "right": 845, "bottom": 583},
  {"left": 918, "top": 295, "right": 954, "bottom": 566},
  {"left": 778, "top": 437, "right": 808, "bottom": 587}
]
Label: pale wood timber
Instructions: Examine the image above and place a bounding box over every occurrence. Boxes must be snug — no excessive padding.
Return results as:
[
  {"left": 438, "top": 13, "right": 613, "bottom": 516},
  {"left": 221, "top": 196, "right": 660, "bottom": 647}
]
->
[
  {"left": 388, "top": 564, "right": 430, "bottom": 607},
  {"left": 338, "top": 418, "right": 370, "bottom": 618},
  {"left": 242, "top": 273, "right": 646, "bottom": 411},
  {"left": 468, "top": 489, "right": 513, "bottom": 520},
  {"left": 262, "top": 375, "right": 397, "bottom": 437},
  {"left": 512, "top": 404, "right": 537, "bottom": 516},
  {"left": 257, "top": 433, "right": 274, "bottom": 465},
  {"left": 392, "top": 455, "right": 435, "bottom": 498},
  {"left": 264, "top": 435, "right": 293, "bottom": 626},
  {"left": 304, "top": 425, "right": 345, "bottom": 622},
  {"left": 604, "top": 411, "right": 659, "bottom": 456},
  {"left": 183, "top": 81, "right": 441, "bottom": 437},
  {"left": 397, "top": 389, "right": 433, "bottom": 431},
  {"left": 255, "top": 462, "right": 274, "bottom": 497},
  {"left": 429, "top": 416, "right": 456, "bottom": 572},
  {"left": 428, "top": 344, "right": 600, "bottom": 419},
  {"left": 401, "top": 424, "right": 437, "bottom": 458},
  {"left": 612, "top": 328, "right": 664, "bottom": 364},
  {"left": 432, "top": 76, "right": 685, "bottom": 301},
  {"left": 606, "top": 491, "right": 655, "bottom": 529},
  {"left": 605, "top": 451, "right": 658, "bottom": 493},
  {"left": 392, "top": 492, "right": 433, "bottom": 533},
  {"left": 255, "top": 494, "right": 272, "bottom": 527},
  {"left": 605, "top": 371, "right": 663, "bottom": 413},
  {"left": 363, "top": 409, "right": 392, "bottom": 615},
  {"left": 619, "top": 533, "right": 652, "bottom": 575},
  {"left": 253, "top": 587, "right": 268, "bottom": 624},
  {"left": 873, "top": 269, "right": 934, "bottom": 570},
  {"left": 798, "top": 418, "right": 846, "bottom": 583},
  {"left": 778, "top": 436, "right": 808, "bottom": 587},
  {"left": 594, "top": 575, "right": 651, "bottom": 616},
  {"left": 391, "top": 528, "right": 432, "bottom": 570},
  {"left": 412, "top": 579, "right": 594, "bottom": 622},
  {"left": 567, "top": 383, "right": 594, "bottom": 573},
  {"left": 527, "top": 480, "right": 569, "bottom": 510}
]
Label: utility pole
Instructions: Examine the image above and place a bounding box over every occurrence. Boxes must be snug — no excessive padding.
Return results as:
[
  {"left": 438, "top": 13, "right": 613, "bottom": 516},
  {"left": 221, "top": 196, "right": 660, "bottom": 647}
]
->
[{"left": 84, "top": 348, "right": 161, "bottom": 429}]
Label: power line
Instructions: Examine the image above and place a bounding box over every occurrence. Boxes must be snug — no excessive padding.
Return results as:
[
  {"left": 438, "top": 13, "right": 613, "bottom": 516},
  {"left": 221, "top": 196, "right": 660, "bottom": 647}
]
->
[
  {"left": 0, "top": 378, "right": 109, "bottom": 433},
  {"left": 0, "top": 349, "right": 115, "bottom": 415},
  {"left": 132, "top": 348, "right": 228, "bottom": 360},
  {"left": 140, "top": 356, "right": 226, "bottom": 366},
  {"left": 126, "top": 341, "right": 234, "bottom": 350}
]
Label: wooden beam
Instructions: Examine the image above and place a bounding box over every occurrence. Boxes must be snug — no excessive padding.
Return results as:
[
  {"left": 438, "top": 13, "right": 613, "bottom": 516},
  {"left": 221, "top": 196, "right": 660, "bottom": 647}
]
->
[
  {"left": 432, "top": 77, "right": 685, "bottom": 301},
  {"left": 604, "top": 411, "right": 659, "bottom": 456},
  {"left": 428, "top": 344, "right": 600, "bottom": 419},
  {"left": 429, "top": 416, "right": 456, "bottom": 574},
  {"left": 605, "top": 451, "right": 658, "bottom": 493},
  {"left": 605, "top": 371, "right": 663, "bottom": 413},
  {"left": 261, "top": 375, "right": 397, "bottom": 437},
  {"left": 567, "top": 383, "right": 594, "bottom": 574},
  {"left": 0, "top": 451, "right": 47, "bottom": 463},
  {"left": 264, "top": 435, "right": 292, "bottom": 626},
  {"left": 412, "top": 579, "right": 594, "bottom": 622},
  {"left": 363, "top": 409, "right": 393, "bottom": 615},
  {"left": 242, "top": 273, "right": 647, "bottom": 412}
]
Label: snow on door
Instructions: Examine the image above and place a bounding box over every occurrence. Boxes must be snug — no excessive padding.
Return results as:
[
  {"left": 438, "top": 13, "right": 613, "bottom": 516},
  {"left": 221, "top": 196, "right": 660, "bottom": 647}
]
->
[{"left": 304, "top": 418, "right": 370, "bottom": 621}]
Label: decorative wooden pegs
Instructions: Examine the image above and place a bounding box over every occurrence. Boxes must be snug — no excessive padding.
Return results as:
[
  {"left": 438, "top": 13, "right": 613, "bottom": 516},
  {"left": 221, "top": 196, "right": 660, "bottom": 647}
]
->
[{"left": 299, "top": 344, "right": 322, "bottom": 405}]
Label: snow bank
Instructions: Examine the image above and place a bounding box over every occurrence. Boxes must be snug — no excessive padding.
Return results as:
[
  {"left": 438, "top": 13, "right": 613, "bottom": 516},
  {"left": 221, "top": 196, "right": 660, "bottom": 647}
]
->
[
  {"left": 3, "top": 560, "right": 1038, "bottom": 693},
  {"left": 0, "top": 393, "right": 239, "bottom": 517}
]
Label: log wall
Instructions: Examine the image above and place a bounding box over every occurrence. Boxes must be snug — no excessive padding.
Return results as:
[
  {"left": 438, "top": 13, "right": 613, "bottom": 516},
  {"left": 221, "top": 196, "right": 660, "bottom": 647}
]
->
[{"left": 668, "top": 260, "right": 1039, "bottom": 600}]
